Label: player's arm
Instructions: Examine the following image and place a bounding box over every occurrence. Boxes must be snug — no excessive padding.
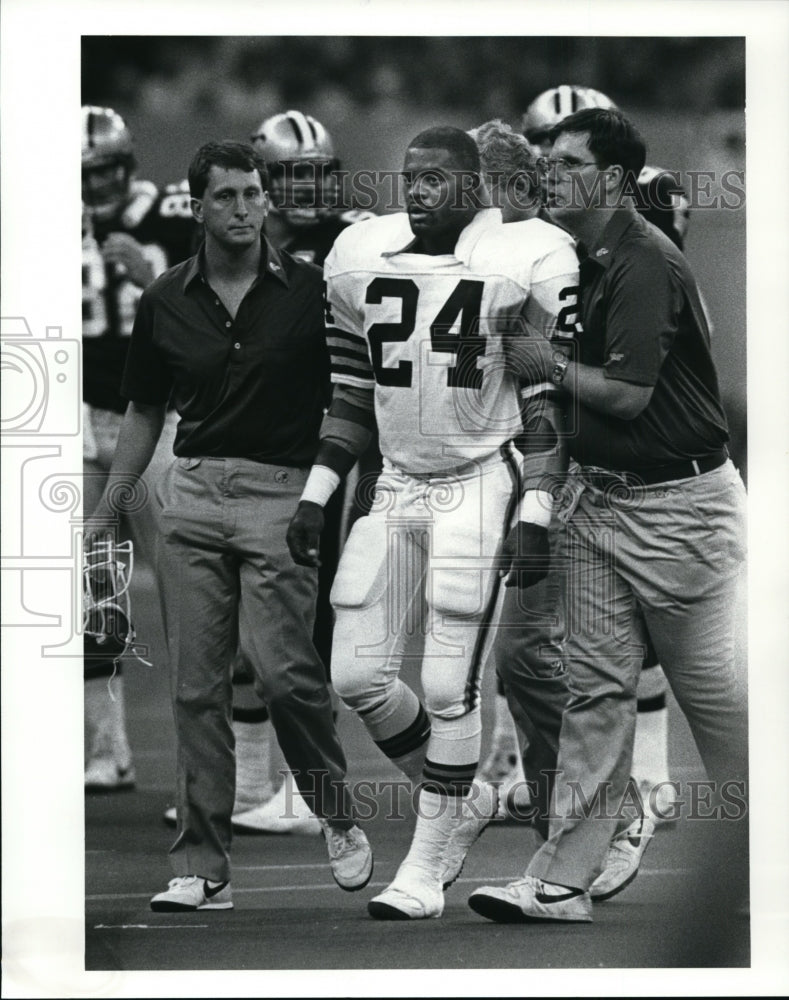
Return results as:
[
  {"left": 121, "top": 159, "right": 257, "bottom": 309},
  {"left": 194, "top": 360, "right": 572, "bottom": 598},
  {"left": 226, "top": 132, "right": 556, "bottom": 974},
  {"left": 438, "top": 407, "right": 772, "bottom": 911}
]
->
[
  {"left": 103, "top": 180, "right": 164, "bottom": 288},
  {"left": 499, "top": 388, "right": 568, "bottom": 590},
  {"left": 286, "top": 384, "right": 375, "bottom": 567},
  {"left": 499, "top": 248, "right": 575, "bottom": 589},
  {"left": 287, "top": 252, "right": 376, "bottom": 567},
  {"left": 101, "top": 232, "right": 158, "bottom": 288}
]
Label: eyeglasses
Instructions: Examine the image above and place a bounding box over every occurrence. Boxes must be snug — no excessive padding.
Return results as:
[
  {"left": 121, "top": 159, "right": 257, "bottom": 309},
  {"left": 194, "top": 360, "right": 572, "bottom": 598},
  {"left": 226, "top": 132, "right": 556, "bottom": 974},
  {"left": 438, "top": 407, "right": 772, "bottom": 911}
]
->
[{"left": 536, "top": 156, "right": 600, "bottom": 176}]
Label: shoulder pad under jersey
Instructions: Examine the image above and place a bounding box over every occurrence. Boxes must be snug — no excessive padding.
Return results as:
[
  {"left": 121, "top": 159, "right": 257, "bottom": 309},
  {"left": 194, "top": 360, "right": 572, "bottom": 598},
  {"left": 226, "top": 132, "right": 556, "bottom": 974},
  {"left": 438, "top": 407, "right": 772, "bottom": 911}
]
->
[
  {"left": 326, "top": 213, "right": 412, "bottom": 271},
  {"left": 158, "top": 180, "right": 193, "bottom": 220},
  {"left": 338, "top": 208, "right": 377, "bottom": 227}
]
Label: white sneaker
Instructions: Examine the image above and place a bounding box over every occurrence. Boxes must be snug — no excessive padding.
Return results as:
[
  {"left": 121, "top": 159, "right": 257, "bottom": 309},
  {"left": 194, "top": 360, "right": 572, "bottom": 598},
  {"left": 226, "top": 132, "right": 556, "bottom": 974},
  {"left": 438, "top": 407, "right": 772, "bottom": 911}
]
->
[
  {"left": 232, "top": 780, "right": 322, "bottom": 835},
  {"left": 590, "top": 815, "right": 656, "bottom": 901},
  {"left": 320, "top": 821, "right": 373, "bottom": 891},
  {"left": 368, "top": 864, "right": 444, "bottom": 920},
  {"left": 468, "top": 875, "right": 592, "bottom": 923},
  {"left": 440, "top": 780, "right": 499, "bottom": 889},
  {"left": 150, "top": 876, "right": 233, "bottom": 912}
]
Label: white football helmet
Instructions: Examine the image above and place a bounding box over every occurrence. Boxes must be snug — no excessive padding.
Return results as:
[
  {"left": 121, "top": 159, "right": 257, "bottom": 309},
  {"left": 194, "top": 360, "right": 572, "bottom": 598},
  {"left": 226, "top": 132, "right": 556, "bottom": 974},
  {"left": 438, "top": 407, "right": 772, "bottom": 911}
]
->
[
  {"left": 82, "top": 105, "right": 136, "bottom": 224},
  {"left": 83, "top": 539, "right": 135, "bottom": 662},
  {"left": 522, "top": 86, "right": 617, "bottom": 152},
  {"left": 249, "top": 110, "right": 340, "bottom": 226}
]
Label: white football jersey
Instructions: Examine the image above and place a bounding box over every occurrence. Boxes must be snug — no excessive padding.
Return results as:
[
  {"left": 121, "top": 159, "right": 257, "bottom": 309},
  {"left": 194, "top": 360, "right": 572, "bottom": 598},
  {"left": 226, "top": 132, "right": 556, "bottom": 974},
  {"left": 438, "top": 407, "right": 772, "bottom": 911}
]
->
[{"left": 324, "top": 209, "right": 578, "bottom": 473}]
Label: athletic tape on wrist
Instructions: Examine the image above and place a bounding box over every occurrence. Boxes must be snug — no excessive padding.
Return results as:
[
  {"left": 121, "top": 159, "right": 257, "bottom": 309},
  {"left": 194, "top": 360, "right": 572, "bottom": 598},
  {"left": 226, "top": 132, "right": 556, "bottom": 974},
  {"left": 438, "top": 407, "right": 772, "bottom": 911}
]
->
[
  {"left": 300, "top": 465, "right": 341, "bottom": 507},
  {"left": 518, "top": 489, "right": 553, "bottom": 527}
]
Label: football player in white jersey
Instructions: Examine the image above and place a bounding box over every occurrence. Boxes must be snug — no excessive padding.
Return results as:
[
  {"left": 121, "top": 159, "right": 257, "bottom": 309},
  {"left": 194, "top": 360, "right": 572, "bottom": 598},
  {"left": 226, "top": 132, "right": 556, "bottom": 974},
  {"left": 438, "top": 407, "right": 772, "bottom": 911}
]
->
[
  {"left": 287, "top": 126, "right": 579, "bottom": 919},
  {"left": 465, "top": 120, "right": 572, "bottom": 828},
  {"left": 521, "top": 86, "right": 688, "bottom": 820}
]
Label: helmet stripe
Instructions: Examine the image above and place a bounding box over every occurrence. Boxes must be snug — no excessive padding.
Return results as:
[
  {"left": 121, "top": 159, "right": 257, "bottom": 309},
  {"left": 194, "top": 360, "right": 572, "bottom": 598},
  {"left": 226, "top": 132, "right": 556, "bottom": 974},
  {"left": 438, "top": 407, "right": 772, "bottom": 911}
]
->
[{"left": 285, "top": 113, "right": 306, "bottom": 147}]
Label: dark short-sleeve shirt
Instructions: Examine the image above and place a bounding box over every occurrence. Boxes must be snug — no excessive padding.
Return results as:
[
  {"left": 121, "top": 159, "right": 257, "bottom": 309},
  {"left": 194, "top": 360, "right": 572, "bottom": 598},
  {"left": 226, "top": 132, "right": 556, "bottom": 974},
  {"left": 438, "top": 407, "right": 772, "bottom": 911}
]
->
[
  {"left": 121, "top": 238, "right": 331, "bottom": 466},
  {"left": 570, "top": 208, "right": 729, "bottom": 471}
]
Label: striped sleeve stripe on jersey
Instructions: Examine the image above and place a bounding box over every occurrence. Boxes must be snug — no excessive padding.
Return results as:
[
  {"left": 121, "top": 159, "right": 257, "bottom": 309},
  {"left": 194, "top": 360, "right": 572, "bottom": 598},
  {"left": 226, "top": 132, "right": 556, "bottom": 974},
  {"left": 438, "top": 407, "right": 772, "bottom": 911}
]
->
[
  {"left": 331, "top": 364, "right": 375, "bottom": 385},
  {"left": 329, "top": 344, "right": 368, "bottom": 363},
  {"left": 327, "top": 328, "right": 367, "bottom": 350},
  {"left": 327, "top": 328, "right": 373, "bottom": 383}
]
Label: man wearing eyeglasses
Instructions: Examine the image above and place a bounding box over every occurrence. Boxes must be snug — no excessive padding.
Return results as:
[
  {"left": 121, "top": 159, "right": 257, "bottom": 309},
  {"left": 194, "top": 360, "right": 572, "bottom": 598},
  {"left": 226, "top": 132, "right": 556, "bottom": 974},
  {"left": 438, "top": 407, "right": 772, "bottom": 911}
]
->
[
  {"left": 469, "top": 108, "right": 748, "bottom": 924},
  {"left": 523, "top": 88, "right": 693, "bottom": 829}
]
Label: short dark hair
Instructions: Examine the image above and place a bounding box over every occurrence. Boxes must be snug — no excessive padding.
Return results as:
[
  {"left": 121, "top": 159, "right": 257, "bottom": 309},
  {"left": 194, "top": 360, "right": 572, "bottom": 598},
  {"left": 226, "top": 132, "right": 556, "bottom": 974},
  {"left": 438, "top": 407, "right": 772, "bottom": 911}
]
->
[
  {"left": 188, "top": 141, "right": 270, "bottom": 199},
  {"left": 407, "top": 126, "right": 482, "bottom": 175},
  {"left": 549, "top": 108, "right": 646, "bottom": 180}
]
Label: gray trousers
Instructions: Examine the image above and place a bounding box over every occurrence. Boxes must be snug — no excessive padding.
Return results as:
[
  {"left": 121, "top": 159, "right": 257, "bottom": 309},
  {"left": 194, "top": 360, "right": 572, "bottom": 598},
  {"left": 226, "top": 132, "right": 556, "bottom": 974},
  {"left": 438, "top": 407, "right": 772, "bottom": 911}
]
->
[
  {"left": 526, "top": 460, "right": 748, "bottom": 889},
  {"left": 493, "top": 517, "right": 571, "bottom": 839},
  {"left": 157, "top": 456, "right": 352, "bottom": 881}
]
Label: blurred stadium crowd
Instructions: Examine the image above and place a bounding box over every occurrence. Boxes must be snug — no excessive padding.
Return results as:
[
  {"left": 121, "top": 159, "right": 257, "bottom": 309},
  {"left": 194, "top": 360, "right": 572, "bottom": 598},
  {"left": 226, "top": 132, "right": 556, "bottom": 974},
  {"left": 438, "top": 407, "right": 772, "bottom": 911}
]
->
[{"left": 83, "top": 36, "right": 745, "bottom": 119}]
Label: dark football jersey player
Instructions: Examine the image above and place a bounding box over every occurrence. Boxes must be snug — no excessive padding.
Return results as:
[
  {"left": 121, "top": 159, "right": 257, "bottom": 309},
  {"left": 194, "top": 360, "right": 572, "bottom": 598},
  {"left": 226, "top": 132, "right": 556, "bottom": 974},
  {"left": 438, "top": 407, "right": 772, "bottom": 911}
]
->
[
  {"left": 250, "top": 109, "right": 374, "bottom": 268},
  {"left": 522, "top": 85, "right": 690, "bottom": 250},
  {"left": 82, "top": 106, "right": 197, "bottom": 794}
]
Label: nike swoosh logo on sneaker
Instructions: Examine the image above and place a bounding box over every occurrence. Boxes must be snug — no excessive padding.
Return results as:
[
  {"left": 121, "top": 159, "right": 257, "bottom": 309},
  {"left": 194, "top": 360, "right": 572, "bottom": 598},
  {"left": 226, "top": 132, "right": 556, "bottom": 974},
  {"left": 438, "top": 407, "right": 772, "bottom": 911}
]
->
[
  {"left": 535, "top": 889, "right": 584, "bottom": 904},
  {"left": 203, "top": 880, "right": 228, "bottom": 898}
]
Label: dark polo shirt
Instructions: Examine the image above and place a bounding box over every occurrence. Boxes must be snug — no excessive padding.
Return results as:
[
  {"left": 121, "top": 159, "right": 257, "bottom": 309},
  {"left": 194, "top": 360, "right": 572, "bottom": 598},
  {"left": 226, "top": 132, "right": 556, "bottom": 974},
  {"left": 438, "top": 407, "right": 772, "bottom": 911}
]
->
[
  {"left": 121, "top": 237, "right": 330, "bottom": 467},
  {"left": 570, "top": 207, "right": 729, "bottom": 471}
]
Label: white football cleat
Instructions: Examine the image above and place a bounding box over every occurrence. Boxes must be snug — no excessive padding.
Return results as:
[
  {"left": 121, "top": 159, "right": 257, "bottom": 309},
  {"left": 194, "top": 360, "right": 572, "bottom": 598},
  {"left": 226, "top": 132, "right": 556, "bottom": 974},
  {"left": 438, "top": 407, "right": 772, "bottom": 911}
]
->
[
  {"left": 232, "top": 779, "right": 322, "bottom": 835},
  {"left": 368, "top": 864, "right": 444, "bottom": 920},
  {"left": 440, "top": 780, "right": 499, "bottom": 889}
]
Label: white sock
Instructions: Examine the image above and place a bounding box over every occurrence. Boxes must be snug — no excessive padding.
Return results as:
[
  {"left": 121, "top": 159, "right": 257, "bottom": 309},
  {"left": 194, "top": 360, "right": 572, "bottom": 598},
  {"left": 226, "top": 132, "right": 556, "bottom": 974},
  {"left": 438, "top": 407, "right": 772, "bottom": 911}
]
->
[
  {"left": 632, "top": 706, "right": 670, "bottom": 786},
  {"left": 491, "top": 692, "right": 519, "bottom": 749},
  {"left": 234, "top": 719, "right": 274, "bottom": 813}
]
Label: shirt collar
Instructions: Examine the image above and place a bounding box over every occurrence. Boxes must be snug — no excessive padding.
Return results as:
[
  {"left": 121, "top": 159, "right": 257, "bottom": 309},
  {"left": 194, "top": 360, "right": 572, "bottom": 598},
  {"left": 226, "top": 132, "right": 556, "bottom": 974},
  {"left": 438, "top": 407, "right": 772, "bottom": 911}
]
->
[
  {"left": 381, "top": 208, "right": 502, "bottom": 260},
  {"left": 183, "top": 235, "right": 289, "bottom": 290},
  {"left": 580, "top": 206, "right": 639, "bottom": 269}
]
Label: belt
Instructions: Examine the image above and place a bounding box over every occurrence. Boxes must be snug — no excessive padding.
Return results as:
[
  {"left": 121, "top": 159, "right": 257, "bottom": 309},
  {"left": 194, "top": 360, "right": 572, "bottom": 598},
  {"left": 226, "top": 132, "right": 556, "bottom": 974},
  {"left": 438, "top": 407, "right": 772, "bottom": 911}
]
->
[{"left": 580, "top": 448, "right": 728, "bottom": 490}]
